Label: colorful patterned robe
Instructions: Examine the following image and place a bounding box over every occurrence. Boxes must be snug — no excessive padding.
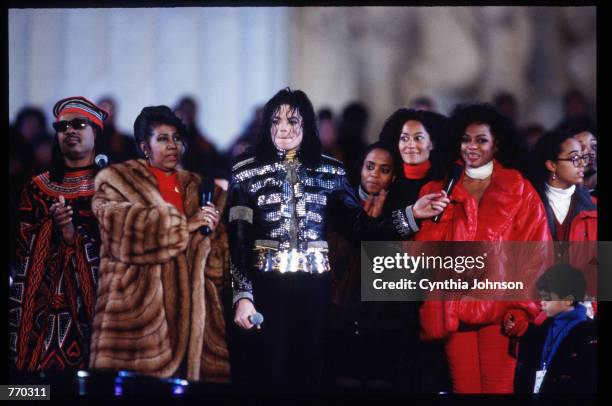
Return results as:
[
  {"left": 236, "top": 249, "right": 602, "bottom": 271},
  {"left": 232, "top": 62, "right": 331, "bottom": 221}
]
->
[{"left": 9, "top": 166, "right": 100, "bottom": 372}]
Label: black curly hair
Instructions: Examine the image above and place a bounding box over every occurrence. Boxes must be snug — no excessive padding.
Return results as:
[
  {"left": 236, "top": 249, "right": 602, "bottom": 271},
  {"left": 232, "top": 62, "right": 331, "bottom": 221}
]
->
[
  {"left": 378, "top": 108, "right": 450, "bottom": 180},
  {"left": 449, "top": 103, "right": 528, "bottom": 172},
  {"left": 254, "top": 87, "right": 322, "bottom": 168},
  {"left": 528, "top": 128, "right": 576, "bottom": 187}
]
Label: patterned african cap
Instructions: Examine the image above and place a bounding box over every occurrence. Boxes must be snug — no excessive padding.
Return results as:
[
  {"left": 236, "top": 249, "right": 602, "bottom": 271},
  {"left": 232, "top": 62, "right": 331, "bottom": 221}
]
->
[{"left": 53, "top": 96, "right": 109, "bottom": 129}]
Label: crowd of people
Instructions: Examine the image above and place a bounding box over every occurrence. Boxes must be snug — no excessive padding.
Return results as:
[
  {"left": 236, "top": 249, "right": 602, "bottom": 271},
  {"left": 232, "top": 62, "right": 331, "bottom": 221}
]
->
[{"left": 8, "top": 87, "right": 597, "bottom": 394}]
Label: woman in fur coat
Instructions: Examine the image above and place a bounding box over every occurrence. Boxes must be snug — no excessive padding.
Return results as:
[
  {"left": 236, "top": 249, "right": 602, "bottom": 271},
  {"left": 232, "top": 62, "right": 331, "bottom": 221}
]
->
[{"left": 89, "top": 105, "right": 230, "bottom": 382}]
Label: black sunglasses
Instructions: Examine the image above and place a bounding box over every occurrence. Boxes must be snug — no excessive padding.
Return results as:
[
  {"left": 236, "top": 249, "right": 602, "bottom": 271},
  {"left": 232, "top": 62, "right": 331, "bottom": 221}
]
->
[{"left": 53, "top": 118, "right": 92, "bottom": 133}]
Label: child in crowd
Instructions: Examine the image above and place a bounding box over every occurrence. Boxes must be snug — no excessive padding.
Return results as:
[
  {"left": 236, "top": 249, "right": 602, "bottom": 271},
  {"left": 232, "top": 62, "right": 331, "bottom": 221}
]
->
[{"left": 508, "top": 263, "right": 597, "bottom": 393}]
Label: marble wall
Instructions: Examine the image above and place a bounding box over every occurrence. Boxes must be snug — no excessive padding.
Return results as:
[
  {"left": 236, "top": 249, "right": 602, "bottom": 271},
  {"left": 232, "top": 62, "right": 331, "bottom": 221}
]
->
[
  {"left": 289, "top": 6, "right": 596, "bottom": 141},
  {"left": 9, "top": 7, "right": 595, "bottom": 149}
]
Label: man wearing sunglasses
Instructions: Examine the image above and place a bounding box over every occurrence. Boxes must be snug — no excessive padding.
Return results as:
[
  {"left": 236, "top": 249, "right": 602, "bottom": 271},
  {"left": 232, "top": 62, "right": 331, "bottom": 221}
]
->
[{"left": 9, "top": 96, "right": 108, "bottom": 374}]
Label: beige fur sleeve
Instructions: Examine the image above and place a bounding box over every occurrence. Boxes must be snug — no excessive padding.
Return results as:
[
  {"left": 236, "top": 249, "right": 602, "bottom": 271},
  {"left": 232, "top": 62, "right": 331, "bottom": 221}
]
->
[{"left": 93, "top": 173, "right": 189, "bottom": 265}]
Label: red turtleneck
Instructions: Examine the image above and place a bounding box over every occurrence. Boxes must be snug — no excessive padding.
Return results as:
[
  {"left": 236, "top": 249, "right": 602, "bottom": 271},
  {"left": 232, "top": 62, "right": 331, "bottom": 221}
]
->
[
  {"left": 403, "top": 160, "right": 431, "bottom": 180},
  {"left": 147, "top": 164, "right": 185, "bottom": 213}
]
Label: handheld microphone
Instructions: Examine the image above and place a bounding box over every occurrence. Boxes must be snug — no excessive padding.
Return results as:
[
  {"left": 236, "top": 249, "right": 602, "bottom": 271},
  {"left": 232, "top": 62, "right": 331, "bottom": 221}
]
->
[
  {"left": 248, "top": 312, "right": 264, "bottom": 329},
  {"left": 198, "top": 178, "right": 215, "bottom": 235},
  {"left": 95, "top": 154, "right": 109, "bottom": 168},
  {"left": 433, "top": 163, "right": 463, "bottom": 224}
]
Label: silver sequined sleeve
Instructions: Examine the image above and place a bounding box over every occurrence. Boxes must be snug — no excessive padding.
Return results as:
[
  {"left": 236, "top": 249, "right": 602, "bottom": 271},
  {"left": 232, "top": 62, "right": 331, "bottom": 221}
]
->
[{"left": 228, "top": 170, "right": 255, "bottom": 306}]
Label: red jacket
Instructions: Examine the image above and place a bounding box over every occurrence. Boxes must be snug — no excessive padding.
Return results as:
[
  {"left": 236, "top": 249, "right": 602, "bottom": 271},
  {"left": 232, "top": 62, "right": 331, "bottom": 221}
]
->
[
  {"left": 538, "top": 185, "right": 597, "bottom": 242},
  {"left": 416, "top": 161, "right": 552, "bottom": 340},
  {"left": 539, "top": 185, "right": 598, "bottom": 299}
]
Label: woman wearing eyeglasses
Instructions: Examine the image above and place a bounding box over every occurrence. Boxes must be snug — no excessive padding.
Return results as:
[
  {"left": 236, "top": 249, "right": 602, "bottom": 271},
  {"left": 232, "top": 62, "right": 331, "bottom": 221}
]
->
[
  {"left": 89, "top": 106, "right": 230, "bottom": 382},
  {"left": 531, "top": 129, "right": 596, "bottom": 242},
  {"left": 415, "top": 103, "right": 551, "bottom": 393},
  {"left": 529, "top": 129, "right": 597, "bottom": 313}
]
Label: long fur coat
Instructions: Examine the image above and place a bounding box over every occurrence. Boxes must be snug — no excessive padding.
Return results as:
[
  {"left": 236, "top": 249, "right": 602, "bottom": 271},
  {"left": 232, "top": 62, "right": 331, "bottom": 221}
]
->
[{"left": 89, "top": 159, "right": 229, "bottom": 382}]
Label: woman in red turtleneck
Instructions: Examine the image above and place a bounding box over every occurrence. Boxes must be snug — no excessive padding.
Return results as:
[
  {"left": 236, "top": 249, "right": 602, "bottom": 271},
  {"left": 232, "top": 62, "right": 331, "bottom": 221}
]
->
[
  {"left": 370, "top": 109, "right": 453, "bottom": 391},
  {"left": 378, "top": 108, "right": 451, "bottom": 213},
  {"left": 90, "top": 106, "right": 230, "bottom": 382}
]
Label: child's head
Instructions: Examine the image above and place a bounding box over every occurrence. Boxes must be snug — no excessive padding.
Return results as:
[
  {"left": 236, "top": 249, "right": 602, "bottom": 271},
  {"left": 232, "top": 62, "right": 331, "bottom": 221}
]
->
[
  {"left": 536, "top": 263, "right": 586, "bottom": 317},
  {"left": 359, "top": 142, "right": 396, "bottom": 195}
]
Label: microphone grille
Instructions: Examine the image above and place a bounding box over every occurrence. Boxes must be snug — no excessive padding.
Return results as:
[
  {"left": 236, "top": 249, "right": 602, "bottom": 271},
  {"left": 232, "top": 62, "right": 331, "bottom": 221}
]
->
[
  {"left": 250, "top": 312, "right": 264, "bottom": 325},
  {"left": 95, "top": 154, "right": 109, "bottom": 168}
]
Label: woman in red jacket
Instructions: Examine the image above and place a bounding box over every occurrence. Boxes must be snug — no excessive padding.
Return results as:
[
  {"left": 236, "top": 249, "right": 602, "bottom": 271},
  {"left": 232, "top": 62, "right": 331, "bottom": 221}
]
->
[
  {"left": 530, "top": 129, "right": 597, "bottom": 314},
  {"left": 415, "top": 104, "right": 551, "bottom": 393}
]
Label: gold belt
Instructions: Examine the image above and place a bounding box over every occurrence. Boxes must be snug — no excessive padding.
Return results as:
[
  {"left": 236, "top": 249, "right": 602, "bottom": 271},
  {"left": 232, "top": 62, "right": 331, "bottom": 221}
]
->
[{"left": 253, "top": 247, "right": 330, "bottom": 274}]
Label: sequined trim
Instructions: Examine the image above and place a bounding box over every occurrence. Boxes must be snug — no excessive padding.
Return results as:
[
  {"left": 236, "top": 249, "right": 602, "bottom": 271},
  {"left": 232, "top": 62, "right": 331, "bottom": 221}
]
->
[
  {"left": 253, "top": 248, "right": 330, "bottom": 274},
  {"left": 249, "top": 177, "right": 283, "bottom": 194},
  {"left": 306, "top": 211, "right": 323, "bottom": 223},
  {"left": 257, "top": 193, "right": 283, "bottom": 206},
  {"left": 229, "top": 205, "right": 254, "bottom": 223},
  {"left": 234, "top": 162, "right": 284, "bottom": 182},
  {"left": 231, "top": 261, "right": 253, "bottom": 306},
  {"left": 303, "top": 177, "right": 337, "bottom": 190},
  {"left": 305, "top": 193, "right": 327, "bottom": 206},
  {"left": 269, "top": 219, "right": 290, "bottom": 238},
  {"left": 253, "top": 240, "right": 327, "bottom": 250},
  {"left": 300, "top": 228, "right": 320, "bottom": 240},
  {"left": 263, "top": 210, "right": 282, "bottom": 222},
  {"left": 314, "top": 163, "right": 345, "bottom": 176},
  {"left": 296, "top": 199, "right": 306, "bottom": 217},
  {"left": 392, "top": 208, "right": 414, "bottom": 238}
]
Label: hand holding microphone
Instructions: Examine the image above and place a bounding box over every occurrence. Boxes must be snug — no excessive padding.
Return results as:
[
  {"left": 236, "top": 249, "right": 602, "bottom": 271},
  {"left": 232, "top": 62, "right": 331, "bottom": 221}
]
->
[
  {"left": 413, "top": 191, "right": 450, "bottom": 219},
  {"left": 234, "top": 299, "right": 263, "bottom": 330},
  {"left": 188, "top": 179, "right": 220, "bottom": 234},
  {"left": 248, "top": 312, "right": 264, "bottom": 330}
]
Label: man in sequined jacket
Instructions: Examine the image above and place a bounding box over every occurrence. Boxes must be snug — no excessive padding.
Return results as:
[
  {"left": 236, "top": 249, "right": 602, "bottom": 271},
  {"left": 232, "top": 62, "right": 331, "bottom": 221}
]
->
[{"left": 227, "top": 88, "right": 449, "bottom": 387}]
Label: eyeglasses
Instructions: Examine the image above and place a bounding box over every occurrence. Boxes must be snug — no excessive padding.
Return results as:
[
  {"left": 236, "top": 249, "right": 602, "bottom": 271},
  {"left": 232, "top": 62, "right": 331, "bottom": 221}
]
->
[
  {"left": 53, "top": 118, "right": 92, "bottom": 133},
  {"left": 555, "top": 154, "right": 590, "bottom": 167}
]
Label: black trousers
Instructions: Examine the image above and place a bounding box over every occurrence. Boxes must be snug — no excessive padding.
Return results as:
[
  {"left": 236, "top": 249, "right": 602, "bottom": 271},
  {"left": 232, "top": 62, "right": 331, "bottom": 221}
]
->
[{"left": 229, "top": 271, "right": 332, "bottom": 388}]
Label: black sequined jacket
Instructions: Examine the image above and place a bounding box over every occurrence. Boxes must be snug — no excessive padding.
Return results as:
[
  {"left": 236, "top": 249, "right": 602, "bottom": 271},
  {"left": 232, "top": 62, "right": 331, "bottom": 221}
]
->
[{"left": 228, "top": 151, "right": 420, "bottom": 305}]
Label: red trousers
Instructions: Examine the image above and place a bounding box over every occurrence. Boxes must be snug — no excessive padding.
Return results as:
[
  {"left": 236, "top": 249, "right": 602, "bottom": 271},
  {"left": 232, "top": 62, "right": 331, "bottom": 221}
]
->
[{"left": 445, "top": 324, "right": 516, "bottom": 393}]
